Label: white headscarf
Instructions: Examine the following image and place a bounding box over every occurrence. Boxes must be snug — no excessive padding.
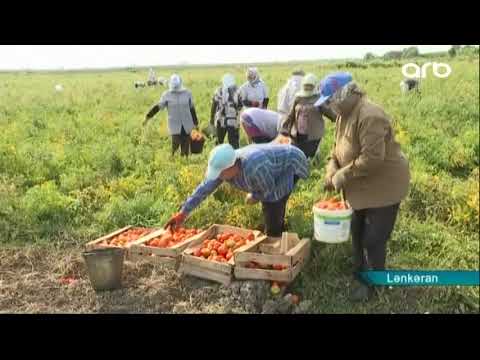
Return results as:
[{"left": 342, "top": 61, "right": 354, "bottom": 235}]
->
[
  {"left": 246, "top": 67, "right": 260, "bottom": 86},
  {"left": 222, "top": 74, "right": 236, "bottom": 104},
  {"left": 169, "top": 74, "right": 183, "bottom": 91}
]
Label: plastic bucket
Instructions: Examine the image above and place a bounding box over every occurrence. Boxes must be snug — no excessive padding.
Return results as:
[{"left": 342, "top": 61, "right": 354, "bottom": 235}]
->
[
  {"left": 190, "top": 139, "right": 205, "bottom": 154},
  {"left": 82, "top": 248, "right": 125, "bottom": 291},
  {"left": 312, "top": 206, "right": 353, "bottom": 244}
]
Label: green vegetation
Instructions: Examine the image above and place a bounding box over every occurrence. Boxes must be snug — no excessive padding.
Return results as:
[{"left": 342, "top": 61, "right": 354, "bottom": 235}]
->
[{"left": 0, "top": 54, "right": 478, "bottom": 313}]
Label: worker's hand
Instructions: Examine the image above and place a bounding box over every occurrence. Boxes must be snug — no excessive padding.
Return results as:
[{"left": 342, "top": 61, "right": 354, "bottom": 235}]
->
[
  {"left": 331, "top": 167, "right": 349, "bottom": 191},
  {"left": 164, "top": 212, "right": 187, "bottom": 231},
  {"left": 311, "top": 149, "right": 322, "bottom": 167},
  {"left": 274, "top": 135, "right": 291, "bottom": 145},
  {"left": 245, "top": 193, "right": 259, "bottom": 205},
  {"left": 142, "top": 116, "right": 149, "bottom": 127},
  {"left": 251, "top": 101, "right": 260, "bottom": 107},
  {"left": 323, "top": 176, "right": 335, "bottom": 192}
]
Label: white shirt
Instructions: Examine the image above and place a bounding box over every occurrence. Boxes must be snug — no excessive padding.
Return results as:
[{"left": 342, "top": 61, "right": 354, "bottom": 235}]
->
[
  {"left": 238, "top": 80, "right": 269, "bottom": 107},
  {"left": 277, "top": 75, "right": 303, "bottom": 115},
  {"left": 240, "top": 108, "right": 281, "bottom": 139}
]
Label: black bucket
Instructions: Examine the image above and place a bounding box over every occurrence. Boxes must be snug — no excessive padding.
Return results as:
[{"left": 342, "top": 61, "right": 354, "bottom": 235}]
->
[{"left": 191, "top": 139, "right": 205, "bottom": 154}]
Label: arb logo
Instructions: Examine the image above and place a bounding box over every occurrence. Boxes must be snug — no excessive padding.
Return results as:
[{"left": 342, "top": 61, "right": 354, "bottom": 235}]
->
[{"left": 402, "top": 62, "right": 452, "bottom": 79}]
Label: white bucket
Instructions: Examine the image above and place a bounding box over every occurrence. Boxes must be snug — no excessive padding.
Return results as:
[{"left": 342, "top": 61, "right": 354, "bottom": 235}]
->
[{"left": 312, "top": 205, "right": 353, "bottom": 244}]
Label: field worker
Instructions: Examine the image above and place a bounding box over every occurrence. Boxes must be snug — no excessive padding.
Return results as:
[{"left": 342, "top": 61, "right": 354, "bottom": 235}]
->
[
  {"left": 320, "top": 72, "right": 410, "bottom": 302},
  {"left": 277, "top": 73, "right": 337, "bottom": 159},
  {"left": 147, "top": 68, "right": 157, "bottom": 86},
  {"left": 277, "top": 69, "right": 305, "bottom": 116},
  {"left": 400, "top": 78, "right": 420, "bottom": 94},
  {"left": 238, "top": 68, "right": 269, "bottom": 110},
  {"left": 210, "top": 74, "right": 242, "bottom": 149},
  {"left": 240, "top": 108, "right": 282, "bottom": 144},
  {"left": 165, "top": 143, "right": 309, "bottom": 237},
  {"left": 143, "top": 74, "right": 199, "bottom": 157}
]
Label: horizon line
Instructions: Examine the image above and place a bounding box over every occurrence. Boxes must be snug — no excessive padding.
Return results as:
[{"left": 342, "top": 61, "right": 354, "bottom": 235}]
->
[{"left": 0, "top": 50, "right": 454, "bottom": 73}]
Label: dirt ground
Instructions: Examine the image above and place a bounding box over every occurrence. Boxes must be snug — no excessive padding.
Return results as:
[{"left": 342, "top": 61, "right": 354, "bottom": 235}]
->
[{"left": 0, "top": 246, "right": 311, "bottom": 314}]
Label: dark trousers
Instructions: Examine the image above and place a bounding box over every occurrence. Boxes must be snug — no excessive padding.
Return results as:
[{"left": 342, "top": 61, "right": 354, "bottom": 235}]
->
[
  {"left": 351, "top": 203, "right": 400, "bottom": 281},
  {"left": 172, "top": 127, "right": 191, "bottom": 157},
  {"left": 261, "top": 176, "right": 299, "bottom": 237},
  {"left": 216, "top": 124, "right": 240, "bottom": 149},
  {"left": 294, "top": 135, "right": 321, "bottom": 158},
  {"left": 262, "top": 194, "right": 289, "bottom": 237},
  {"left": 252, "top": 136, "right": 274, "bottom": 144}
]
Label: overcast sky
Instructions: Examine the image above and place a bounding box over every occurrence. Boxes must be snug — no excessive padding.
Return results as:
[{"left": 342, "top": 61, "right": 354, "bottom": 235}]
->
[{"left": 0, "top": 45, "right": 453, "bottom": 70}]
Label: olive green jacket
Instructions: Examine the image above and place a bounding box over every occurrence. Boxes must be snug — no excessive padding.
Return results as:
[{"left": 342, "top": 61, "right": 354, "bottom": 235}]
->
[
  {"left": 326, "top": 96, "right": 410, "bottom": 210},
  {"left": 280, "top": 94, "right": 337, "bottom": 142}
]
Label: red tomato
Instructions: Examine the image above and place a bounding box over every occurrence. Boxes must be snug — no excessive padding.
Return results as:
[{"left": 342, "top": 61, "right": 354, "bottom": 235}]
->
[
  {"left": 291, "top": 294, "right": 300, "bottom": 305},
  {"left": 218, "top": 245, "right": 228, "bottom": 256},
  {"left": 233, "top": 235, "right": 243, "bottom": 243},
  {"left": 327, "top": 204, "right": 337, "bottom": 211},
  {"left": 193, "top": 248, "right": 202, "bottom": 257},
  {"left": 234, "top": 239, "right": 246, "bottom": 249},
  {"left": 201, "top": 248, "right": 211, "bottom": 258}
]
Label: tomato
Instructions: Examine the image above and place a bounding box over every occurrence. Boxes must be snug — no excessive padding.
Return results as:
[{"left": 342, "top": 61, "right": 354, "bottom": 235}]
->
[
  {"left": 327, "top": 204, "right": 337, "bottom": 211},
  {"left": 272, "top": 264, "right": 284, "bottom": 271},
  {"left": 202, "top": 239, "right": 210, "bottom": 246},
  {"left": 201, "top": 248, "right": 211, "bottom": 258},
  {"left": 225, "top": 239, "right": 236, "bottom": 249},
  {"left": 234, "top": 239, "right": 246, "bottom": 249},
  {"left": 247, "top": 232, "right": 255, "bottom": 241},
  {"left": 193, "top": 248, "right": 202, "bottom": 257},
  {"left": 232, "top": 235, "right": 243, "bottom": 243},
  {"left": 162, "top": 234, "right": 173, "bottom": 242},
  {"left": 225, "top": 251, "right": 233, "bottom": 261},
  {"left": 316, "top": 201, "right": 328, "bottom": 209},
  {"left": 218, "top": 245, "right": 228, "bottom": 255},
  {"left": 157, "top": 237, "right": 169, "bottom": 248},
  {"left": 291, "top": 294, "right": 300, "bottom": 305},
  {"left": 270, "top": 282, "right": 281, "bottom": 295},
  {"left": 220, "top": 233, "right": 230, "bottom": 242}
]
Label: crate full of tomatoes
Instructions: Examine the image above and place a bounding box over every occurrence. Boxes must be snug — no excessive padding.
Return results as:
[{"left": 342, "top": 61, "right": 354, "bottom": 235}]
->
[
  {"left": 181, "top": 224, "right": 265, "bottom": 286},
  {"left": 234, "top": 232, "right": 311, "bottom": 283},
  {"left": 85, "top": 226, "right": 158, "bottom": 260},
  {"left": 129, "top": 226, "right": 206, "bottom": 268}
]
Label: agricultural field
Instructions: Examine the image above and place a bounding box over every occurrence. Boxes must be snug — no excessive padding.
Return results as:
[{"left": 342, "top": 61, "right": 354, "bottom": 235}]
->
[{"left": 0, "top": 55, "right": 479, "bottom": 313}]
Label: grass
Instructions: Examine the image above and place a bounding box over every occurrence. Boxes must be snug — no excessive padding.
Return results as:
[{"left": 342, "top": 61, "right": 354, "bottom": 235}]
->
[{"left": 0, "top": 56, "right": 478, "bottom": 313}]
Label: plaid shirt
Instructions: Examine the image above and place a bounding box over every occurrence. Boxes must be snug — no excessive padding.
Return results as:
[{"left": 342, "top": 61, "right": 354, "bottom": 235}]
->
[{"left": 180, "top": 144, "right": 309, "bottom": 215}]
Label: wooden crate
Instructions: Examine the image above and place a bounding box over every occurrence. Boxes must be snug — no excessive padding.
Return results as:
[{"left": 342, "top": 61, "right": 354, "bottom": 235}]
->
[
  {"left": 234, "top": 232, "right": 311, "bottom": 283},
  {"left": 85, "top": 226, "right": 158, "bottom": 261},
  {"left": 179, "top": 224, "right": 266, "bottom": 286},
  {"left": 128, "top": 228, "right": 207, "bottom": 269}
]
